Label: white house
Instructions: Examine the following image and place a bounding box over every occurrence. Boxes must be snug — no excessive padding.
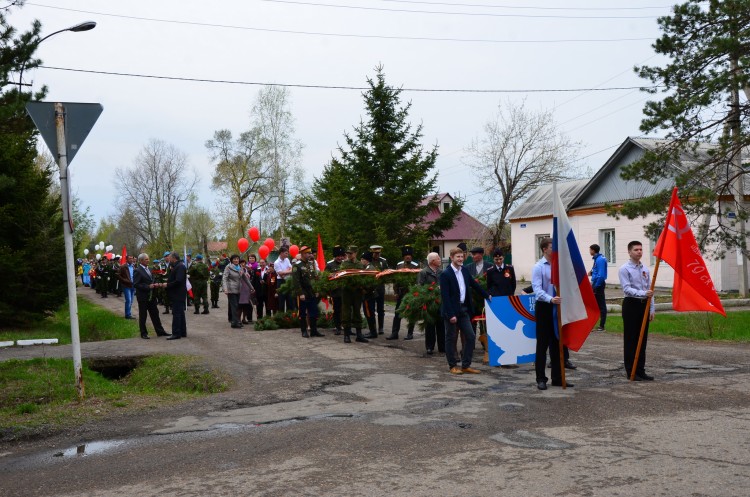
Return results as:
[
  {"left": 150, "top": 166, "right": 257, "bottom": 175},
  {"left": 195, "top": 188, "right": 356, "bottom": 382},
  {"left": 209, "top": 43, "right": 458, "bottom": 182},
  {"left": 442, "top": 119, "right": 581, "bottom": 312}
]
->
[{"left": 509, "top": 137, "right": 749, "bottom": 292}]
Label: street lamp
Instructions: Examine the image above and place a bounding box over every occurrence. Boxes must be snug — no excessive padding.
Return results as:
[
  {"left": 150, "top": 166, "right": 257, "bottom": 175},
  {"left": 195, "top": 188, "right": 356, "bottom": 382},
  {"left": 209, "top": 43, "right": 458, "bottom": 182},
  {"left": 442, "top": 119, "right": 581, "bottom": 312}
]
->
[{"left": 18, "top": 21, "right": 97, "bottom": 92}]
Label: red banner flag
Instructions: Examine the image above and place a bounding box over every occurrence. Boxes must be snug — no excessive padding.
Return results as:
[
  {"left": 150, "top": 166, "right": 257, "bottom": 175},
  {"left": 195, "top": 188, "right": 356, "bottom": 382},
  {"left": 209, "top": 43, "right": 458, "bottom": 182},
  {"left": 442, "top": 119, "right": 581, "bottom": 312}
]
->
[
  {"left": 121, "top": 245, "right": 127, "bottom": 260},
  {"left": 653, "top": 187, "right": 726, "bottom": 316},
  {"left": 316, "top": 234, "right": 329, "bottom": 310}
]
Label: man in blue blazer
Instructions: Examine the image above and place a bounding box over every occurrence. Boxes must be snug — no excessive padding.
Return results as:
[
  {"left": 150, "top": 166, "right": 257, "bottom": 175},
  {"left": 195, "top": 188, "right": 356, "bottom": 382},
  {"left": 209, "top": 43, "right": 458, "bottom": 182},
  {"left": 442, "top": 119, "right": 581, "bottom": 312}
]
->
[{"left": 440, "top": 246, "right": 491, "bottom": 374}]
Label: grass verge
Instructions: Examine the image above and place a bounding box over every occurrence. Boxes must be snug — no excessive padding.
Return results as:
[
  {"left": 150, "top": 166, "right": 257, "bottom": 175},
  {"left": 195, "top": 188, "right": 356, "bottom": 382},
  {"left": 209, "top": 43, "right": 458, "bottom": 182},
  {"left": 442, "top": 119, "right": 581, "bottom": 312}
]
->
[
  {"left": 0, "top": 355, "right": 230, "bottom": 440},
  {"left": 0, "top": 296, "right": 139, "bottom": 344},
  {"left": 604, "top": 310, "right": 750, "bottom": 341}
]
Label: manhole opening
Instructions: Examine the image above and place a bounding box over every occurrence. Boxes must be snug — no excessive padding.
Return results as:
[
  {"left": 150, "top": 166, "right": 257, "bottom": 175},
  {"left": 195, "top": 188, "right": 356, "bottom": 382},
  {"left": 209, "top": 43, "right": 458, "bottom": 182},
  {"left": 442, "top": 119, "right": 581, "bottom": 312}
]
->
[{"left": 86, "top": 357, "right": 144, "bottom": 380}]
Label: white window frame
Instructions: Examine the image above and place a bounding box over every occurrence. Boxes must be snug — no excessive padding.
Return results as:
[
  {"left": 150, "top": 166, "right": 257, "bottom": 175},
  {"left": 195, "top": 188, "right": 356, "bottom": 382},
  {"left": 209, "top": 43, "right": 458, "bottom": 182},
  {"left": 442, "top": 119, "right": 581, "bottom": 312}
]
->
[
  {"left": 600, "top": 229, "right": 616, "bottom": 265},
  {"left": 535, "top": 233, "right": 551, "bottom": 260}
]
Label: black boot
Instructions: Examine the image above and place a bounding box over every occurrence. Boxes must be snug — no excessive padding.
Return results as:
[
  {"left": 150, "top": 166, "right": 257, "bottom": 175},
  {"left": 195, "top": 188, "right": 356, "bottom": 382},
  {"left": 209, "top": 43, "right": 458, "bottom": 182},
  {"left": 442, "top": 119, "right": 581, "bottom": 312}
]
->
[
  {"left": 355, "top": 328, "right": 369, "bottom": 343},
  {"left": 194, "top": 307, "right": 200, "bottom": 314},
  {"left": 334, "top": 328, "right": 342, "bottom": 336},
  {"left": 309, "top": 321, "right": 325, "bottom": 337},
  {"left": 163, "top": 306, "right": 170, "bottom": 314},
  {"left": 344, "top": 328, "right": 352, "bottom": 343},
  {"left": 385, "top": 331, "right": 399, "bottom": 340},
  {"left": 202, "top": 308, "right": 209, "bottom": 314},
  {"left": 300, "top": 317, "right": 309, "bottom": 338},
  {"left": 365, "top": 320, "right": 378, "bottom": 339}
]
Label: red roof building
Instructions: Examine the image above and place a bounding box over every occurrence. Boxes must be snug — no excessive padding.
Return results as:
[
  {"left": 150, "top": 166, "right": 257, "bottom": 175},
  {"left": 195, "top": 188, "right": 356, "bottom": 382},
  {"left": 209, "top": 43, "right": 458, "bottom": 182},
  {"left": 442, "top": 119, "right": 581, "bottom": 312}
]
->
[{"left": 421, "top": 193, "right": 489, "bottom": 257}]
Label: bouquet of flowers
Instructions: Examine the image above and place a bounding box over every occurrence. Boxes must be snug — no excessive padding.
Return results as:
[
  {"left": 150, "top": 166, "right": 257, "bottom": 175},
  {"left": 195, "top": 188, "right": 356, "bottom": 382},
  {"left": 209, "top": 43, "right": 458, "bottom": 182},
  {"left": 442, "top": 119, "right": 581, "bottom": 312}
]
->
[
  {"left": 253, "top": 316, "right": 279, "bottom": 331},
  {"left": 395, "top": 283, "right": 442, "bottom": 329}
]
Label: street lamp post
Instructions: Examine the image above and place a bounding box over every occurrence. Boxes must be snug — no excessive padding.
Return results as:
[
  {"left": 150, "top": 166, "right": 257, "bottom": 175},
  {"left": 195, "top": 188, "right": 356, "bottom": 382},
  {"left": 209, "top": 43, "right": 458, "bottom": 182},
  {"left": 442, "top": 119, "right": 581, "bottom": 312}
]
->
[{"left": 18, "top": 21, "right": 96, "bottom": 92}]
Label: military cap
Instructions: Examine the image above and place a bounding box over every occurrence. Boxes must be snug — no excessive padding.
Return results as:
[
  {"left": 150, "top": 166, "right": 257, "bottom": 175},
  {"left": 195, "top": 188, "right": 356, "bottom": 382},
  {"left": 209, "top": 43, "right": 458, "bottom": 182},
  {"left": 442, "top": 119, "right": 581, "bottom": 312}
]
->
[
  {"left": 492, "top": 248, "right": 504, "bottom": 257},
  {"left": 369, "top": 245, "right": 383, "bottom": 251},
  {"left": 332, "top": 245, "right": 345, "bottom": 257},
  {"left": 401, "top": 245, "right": 414, "bottom": 256},
  {"left": 195, "top": 254, "right": 203, "bottom": 260},
  {"left": 457, "top": 242, "right": 468, "bottom": 252},
  {"left": 469, "top": 247, "right": 485, "bottom": 254},
  {"left": 163, "top": 251, "right": 171, "bottom": 257},
  {"left": 361, "top": 251, "right": 373, "bottom": 262},
  {"left": 299, "top": 245, "right": 312, "bottom": 254},
  {"left": 345, "top": 245, "right": 358, "bottom": 254}
]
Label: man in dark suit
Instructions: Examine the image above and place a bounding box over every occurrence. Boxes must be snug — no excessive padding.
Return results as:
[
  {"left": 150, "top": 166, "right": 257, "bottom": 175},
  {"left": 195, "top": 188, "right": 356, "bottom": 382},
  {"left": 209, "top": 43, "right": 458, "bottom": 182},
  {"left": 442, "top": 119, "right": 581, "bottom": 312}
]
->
[
  {"left": 440, "top": 246, "right": 491, "bottom": 375},
  {"left": 132, "top": 253, "right": 170, "bottom": 339},
  {"left": 463, "top": 247, "right": 489, "bottom": 277},
  {"left": 164, "top": 251, "right": 187, "bottom": 340}
]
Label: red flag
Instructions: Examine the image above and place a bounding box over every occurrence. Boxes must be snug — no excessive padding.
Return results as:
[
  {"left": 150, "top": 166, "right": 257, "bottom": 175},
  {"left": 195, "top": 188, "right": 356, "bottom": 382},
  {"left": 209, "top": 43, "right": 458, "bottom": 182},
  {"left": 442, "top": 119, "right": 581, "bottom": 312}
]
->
[
  {"left": 316, "top": 234, "right": 329, "bottom": 310},
  {"left": 121, "top": 245, "right": 127, "bottom": 260},
  {"left": 653, "top": 187, "right": 726, "bottom": 316}
]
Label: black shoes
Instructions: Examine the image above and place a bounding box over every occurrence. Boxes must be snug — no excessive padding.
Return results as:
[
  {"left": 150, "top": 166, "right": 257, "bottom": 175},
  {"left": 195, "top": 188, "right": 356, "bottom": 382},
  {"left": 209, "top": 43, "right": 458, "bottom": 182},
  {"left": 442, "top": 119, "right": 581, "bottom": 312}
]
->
[
  {"left": 166, "top": 335, "right": 181, "bottom": 340},
  {"left": 565, "top": 361, "right": 577, "bottom": 370},
  {"left": 378, "top": 329, "right": 384, "bottom": 335},
  {"left": 426, "top": 349, "right": 434, "bottom": 355},
  {"left": 301, "top": 330, "right": 310, "bottom": 338},
  {"left": 141, "top": 334, "right": 150, "bottom": 339},
  {"left": 404, "top": 334, "right": 413, "bottom": 341},
  {"left": 355, "top": 335, "right": 369, "bottom": 343},
  {"left": 365, "top": 332, "right": 378, "bottom": 339},
  {"left": 231, "top": 324, "right": 243, "bottom": 329},
  {"left": 201, "top": 310, "right": 209, "bottom": 314},
  {"left": 125, "top": 316, "right": 136, "bottom": 320},
  {"left": 551, "top": 381, "right": 574, "bottom": 388},
  {"left": 334, "top": 329, "right": 342, "bottom": 336},
  {"left": 310, "top": 330, "right": 325, "bottom": 337},
  {"left": 635, "top": 373, "right": 654, "bottom": 381},
  {"left": 194, "top": 310, "right": 200, "bottom": 314},
  {"left": 385, "top": 333, "right": 399, "bottom": 340},
  {"left": 344, "top": 335, "right": 351, "bottom": 343},
  {"left": 537, "top": 381, "right": 547, "bottom": 390},
  {"left": 156, "top": 331, "right": 171, "bottom": 337}
]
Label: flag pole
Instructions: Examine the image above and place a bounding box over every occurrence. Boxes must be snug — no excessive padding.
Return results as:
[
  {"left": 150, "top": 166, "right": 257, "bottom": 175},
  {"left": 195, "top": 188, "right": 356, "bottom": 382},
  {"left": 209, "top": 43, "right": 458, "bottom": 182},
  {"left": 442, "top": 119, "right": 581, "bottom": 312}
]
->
[
  {"left": 554, "top": 284, "right": 567, "bottom": 389},
  {"left": 630, "top": 260, "right": 660, "bottom": 382}
]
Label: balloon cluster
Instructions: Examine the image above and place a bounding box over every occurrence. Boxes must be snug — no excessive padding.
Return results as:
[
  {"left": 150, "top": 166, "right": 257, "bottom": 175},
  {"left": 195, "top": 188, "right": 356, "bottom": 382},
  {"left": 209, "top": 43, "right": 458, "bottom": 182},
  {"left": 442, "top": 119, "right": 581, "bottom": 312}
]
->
[{"left": 239, "top": 226, "right": 277, "bottom": 260}]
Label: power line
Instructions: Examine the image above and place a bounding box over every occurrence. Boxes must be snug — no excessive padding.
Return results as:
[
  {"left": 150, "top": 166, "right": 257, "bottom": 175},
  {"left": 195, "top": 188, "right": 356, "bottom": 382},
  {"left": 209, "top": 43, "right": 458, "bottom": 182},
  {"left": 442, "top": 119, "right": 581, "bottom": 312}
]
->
[
  {"left": 26, "top": 3, "right": 656, "bottom": 44},
  {"left": 377, "top": 0, "right": 672, "bottom": 11},
  {"left": 39, "top": 65, "right": 656, "bottom": 93},
  {"left": 259, "top": 0, "right": 661, "bottom": 19}
]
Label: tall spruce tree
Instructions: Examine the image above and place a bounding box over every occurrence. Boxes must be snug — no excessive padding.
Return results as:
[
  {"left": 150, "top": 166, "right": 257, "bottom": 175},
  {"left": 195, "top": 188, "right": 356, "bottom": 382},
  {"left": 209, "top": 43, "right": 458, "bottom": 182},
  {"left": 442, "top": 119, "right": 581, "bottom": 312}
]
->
[
  {"left": 618, "top": 0, "right": 750, "bottom": 256},
  {"left": 0, "top": 3, "right": 66, "bottom": 326},
  {"left": 292, "top": 67, "right": 462, "bottom": 262}
]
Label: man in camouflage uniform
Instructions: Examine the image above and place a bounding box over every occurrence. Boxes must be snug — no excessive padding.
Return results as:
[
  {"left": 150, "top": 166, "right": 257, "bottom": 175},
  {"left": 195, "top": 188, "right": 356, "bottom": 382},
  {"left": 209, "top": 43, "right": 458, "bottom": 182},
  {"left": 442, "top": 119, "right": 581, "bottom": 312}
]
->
[
  {"left": 189, "top": 253, "right": 210, "bottom": 314},
  {"left": 386, "top": 245, "right": 420, "bottom": 341},
  {"left": 325, "top": 245, "right": 346, "bottom": 335},
  {"left": 209, "top": 259, "right": 222, "bottom": 308},
  {"left": 292, "top": 245, "right": 324, "bottom": 338},
  {"left": 339, "top": 246, "right": 368, "bottom": 344},
  {"left": 370, "top": 244, "right": 389, "bottom": 334}
]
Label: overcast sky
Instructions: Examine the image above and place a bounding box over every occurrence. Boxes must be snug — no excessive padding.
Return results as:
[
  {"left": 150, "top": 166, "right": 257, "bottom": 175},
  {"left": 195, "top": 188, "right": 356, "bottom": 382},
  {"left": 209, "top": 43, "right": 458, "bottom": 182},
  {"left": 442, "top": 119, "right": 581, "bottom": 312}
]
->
[{"left": 10, "top": 0, "right": 670, "bottom": 229}]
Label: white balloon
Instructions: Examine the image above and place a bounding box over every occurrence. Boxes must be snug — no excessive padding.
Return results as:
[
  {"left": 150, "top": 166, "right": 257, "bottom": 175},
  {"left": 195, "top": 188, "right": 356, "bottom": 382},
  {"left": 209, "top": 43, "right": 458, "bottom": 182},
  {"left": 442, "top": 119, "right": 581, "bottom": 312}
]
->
[
  {"left": 94, "top": 244, "right": 99, "bottom": 250},
  {"left": 99, "top": 241, "right": 104, "bottom": 248},
  {"left": 84, "top": 248, "right": 90, "bottom": 255},
  {"left": 96, "top": 253, "right": 102, "bottom": 260},
  {"left": 108, "top": 245, "right": 114, "bottom": 252}
]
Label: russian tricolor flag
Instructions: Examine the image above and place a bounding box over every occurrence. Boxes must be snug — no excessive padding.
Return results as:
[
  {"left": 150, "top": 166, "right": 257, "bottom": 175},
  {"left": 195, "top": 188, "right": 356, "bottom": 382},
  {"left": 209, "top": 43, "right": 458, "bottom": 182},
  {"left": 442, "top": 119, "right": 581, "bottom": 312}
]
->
[{"left": 550, "top": 183, "right": 599, "bottom": 352}]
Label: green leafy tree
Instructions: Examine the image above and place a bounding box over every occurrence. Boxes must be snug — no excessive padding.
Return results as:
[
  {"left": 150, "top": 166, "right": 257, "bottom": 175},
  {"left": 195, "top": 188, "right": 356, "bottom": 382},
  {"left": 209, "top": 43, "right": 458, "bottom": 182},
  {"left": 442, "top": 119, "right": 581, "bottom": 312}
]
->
[
  {"left": 291, "top": 67, "right": 462, "bottom": 262},
  {"left": 618, "top": 0, "right": 750, "bottom": 256},
  {"left": 0, "top": 2, "right": 66, "bottom": 326}
]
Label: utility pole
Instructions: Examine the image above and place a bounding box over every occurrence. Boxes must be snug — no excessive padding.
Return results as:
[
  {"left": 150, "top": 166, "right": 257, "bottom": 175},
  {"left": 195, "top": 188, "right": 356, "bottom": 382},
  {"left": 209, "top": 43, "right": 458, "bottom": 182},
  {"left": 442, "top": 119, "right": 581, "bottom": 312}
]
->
[
  {"left": 731, "top": 57, "right": 748, "bottom": 297},
  {"left": 56, "top": 103, "right": 85, "bottom": 399}
]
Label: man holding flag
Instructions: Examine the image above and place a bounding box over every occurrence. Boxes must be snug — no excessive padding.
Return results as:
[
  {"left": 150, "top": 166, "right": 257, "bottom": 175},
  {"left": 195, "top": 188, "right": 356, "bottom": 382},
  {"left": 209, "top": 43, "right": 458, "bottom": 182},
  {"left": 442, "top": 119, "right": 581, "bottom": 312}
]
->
[
  {"left": 534, "top": 183, "right": 600, "bottom": 390},
  {"left": 618, "top": 241, "right": 655, "bottom": 381}
]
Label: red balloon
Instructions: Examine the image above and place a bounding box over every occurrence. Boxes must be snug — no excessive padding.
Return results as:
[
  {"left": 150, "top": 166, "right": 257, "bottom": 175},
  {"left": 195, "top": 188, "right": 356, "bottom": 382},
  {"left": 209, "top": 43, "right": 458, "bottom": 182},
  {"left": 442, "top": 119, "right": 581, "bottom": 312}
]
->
[
  {"left": 258, "top": 245, "right": 270, "bottom": 260},
  {"left": 264, "top": 238, "right": 275, "bottom": 250},
  {"left": 248, "top": 226, "right": 260, "bottom": 242},
  {"left": 238, "top": 238, "right": 249, "bottom": 253},
  {"left": 106, "top": 252, "right": 114, "bottom": 260},
  {"left": 289, "top": 245, "right": 299, "bottom": 258}
]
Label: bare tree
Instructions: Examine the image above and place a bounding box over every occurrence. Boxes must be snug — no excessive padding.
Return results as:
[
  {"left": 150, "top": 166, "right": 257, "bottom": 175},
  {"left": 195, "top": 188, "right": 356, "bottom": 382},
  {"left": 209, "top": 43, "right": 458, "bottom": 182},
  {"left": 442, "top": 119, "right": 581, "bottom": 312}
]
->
[
  {"left": 206, "top": 128, "right": 274, "bottom": 241},
  {"left": 114, "top": 139, "right": 197, "bottom": 251},
  {"left": 179, "top": 194, "right": 217, "bottom": 256},
  {"left": 253, "top": 86, "right": 304, "bottom": 238},
  {"left": 464, "top": 100, "right": 580, "bottom": 247}
]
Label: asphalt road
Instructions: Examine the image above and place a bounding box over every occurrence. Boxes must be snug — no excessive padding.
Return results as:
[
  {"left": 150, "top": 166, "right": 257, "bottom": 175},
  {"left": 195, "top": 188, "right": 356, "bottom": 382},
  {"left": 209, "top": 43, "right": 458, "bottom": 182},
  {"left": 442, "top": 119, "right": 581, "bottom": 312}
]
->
[{"left": 1, "top": 288, "right": 749, "bottom": 496}]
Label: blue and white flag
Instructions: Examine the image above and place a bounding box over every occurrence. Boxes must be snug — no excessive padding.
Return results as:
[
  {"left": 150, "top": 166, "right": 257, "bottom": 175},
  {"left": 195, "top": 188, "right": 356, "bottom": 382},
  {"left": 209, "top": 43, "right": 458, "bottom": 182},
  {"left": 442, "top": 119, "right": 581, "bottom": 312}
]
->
[{"left": 486, "top": 295, "right": 537, "bottom": 366}]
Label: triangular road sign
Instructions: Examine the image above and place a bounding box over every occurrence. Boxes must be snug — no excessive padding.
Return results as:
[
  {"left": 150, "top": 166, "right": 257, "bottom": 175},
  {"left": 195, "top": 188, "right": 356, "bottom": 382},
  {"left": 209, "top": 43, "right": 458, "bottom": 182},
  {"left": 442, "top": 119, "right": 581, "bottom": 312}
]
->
[{"left": 26, "top": 102, "right": 103, "bottom": 165}]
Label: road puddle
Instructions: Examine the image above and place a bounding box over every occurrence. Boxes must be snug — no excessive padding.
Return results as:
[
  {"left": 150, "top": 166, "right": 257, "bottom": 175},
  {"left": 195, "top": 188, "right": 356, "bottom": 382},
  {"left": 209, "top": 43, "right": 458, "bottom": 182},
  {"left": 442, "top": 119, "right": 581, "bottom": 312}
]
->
[{"left": 53, "top": 440, "right": 126, "bottom": 458}]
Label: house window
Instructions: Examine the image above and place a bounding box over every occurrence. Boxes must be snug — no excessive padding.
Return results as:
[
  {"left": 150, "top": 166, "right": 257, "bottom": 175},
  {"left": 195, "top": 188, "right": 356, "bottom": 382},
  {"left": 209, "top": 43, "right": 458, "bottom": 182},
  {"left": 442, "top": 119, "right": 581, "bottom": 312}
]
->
[
  {"left": 535, "top": 233, "right": 551, "bottom": 260},
  {"left": 650, "top": 236, "right": 657, "bottom": 265},
  {"left": 443, "top": 202, "right": 450, "bottom": 212},
  {"left": 600, "top": 229, "right": 616, "bottom": 264}
]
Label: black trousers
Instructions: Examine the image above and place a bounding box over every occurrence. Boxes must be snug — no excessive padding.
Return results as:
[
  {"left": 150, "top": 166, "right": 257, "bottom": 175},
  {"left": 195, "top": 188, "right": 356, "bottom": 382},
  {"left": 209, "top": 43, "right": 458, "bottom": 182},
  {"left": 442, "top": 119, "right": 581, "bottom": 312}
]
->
[
  {"left": 622, "top": 297, "right": 650, "bottom": 375},
  {"left": 137, "top": 295, "right": 166, "bottom": 336},
  {"left": 594, "top": 286, "right": 607, "bottom": 328},
  {"left": 375, "top": 285, "right": 386, "bottom": 331},
  {"left": 171, "top": 300, "right": 187, "bottom": 337},
  {"left": 425, "top": 317, "right": 445, "bottom": 352},
  {"left": 331, "top": 293, "right": 342, "bottom": 329},
  {"left": 535, "top": 301, "right": 562, "bottom": 384}
]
